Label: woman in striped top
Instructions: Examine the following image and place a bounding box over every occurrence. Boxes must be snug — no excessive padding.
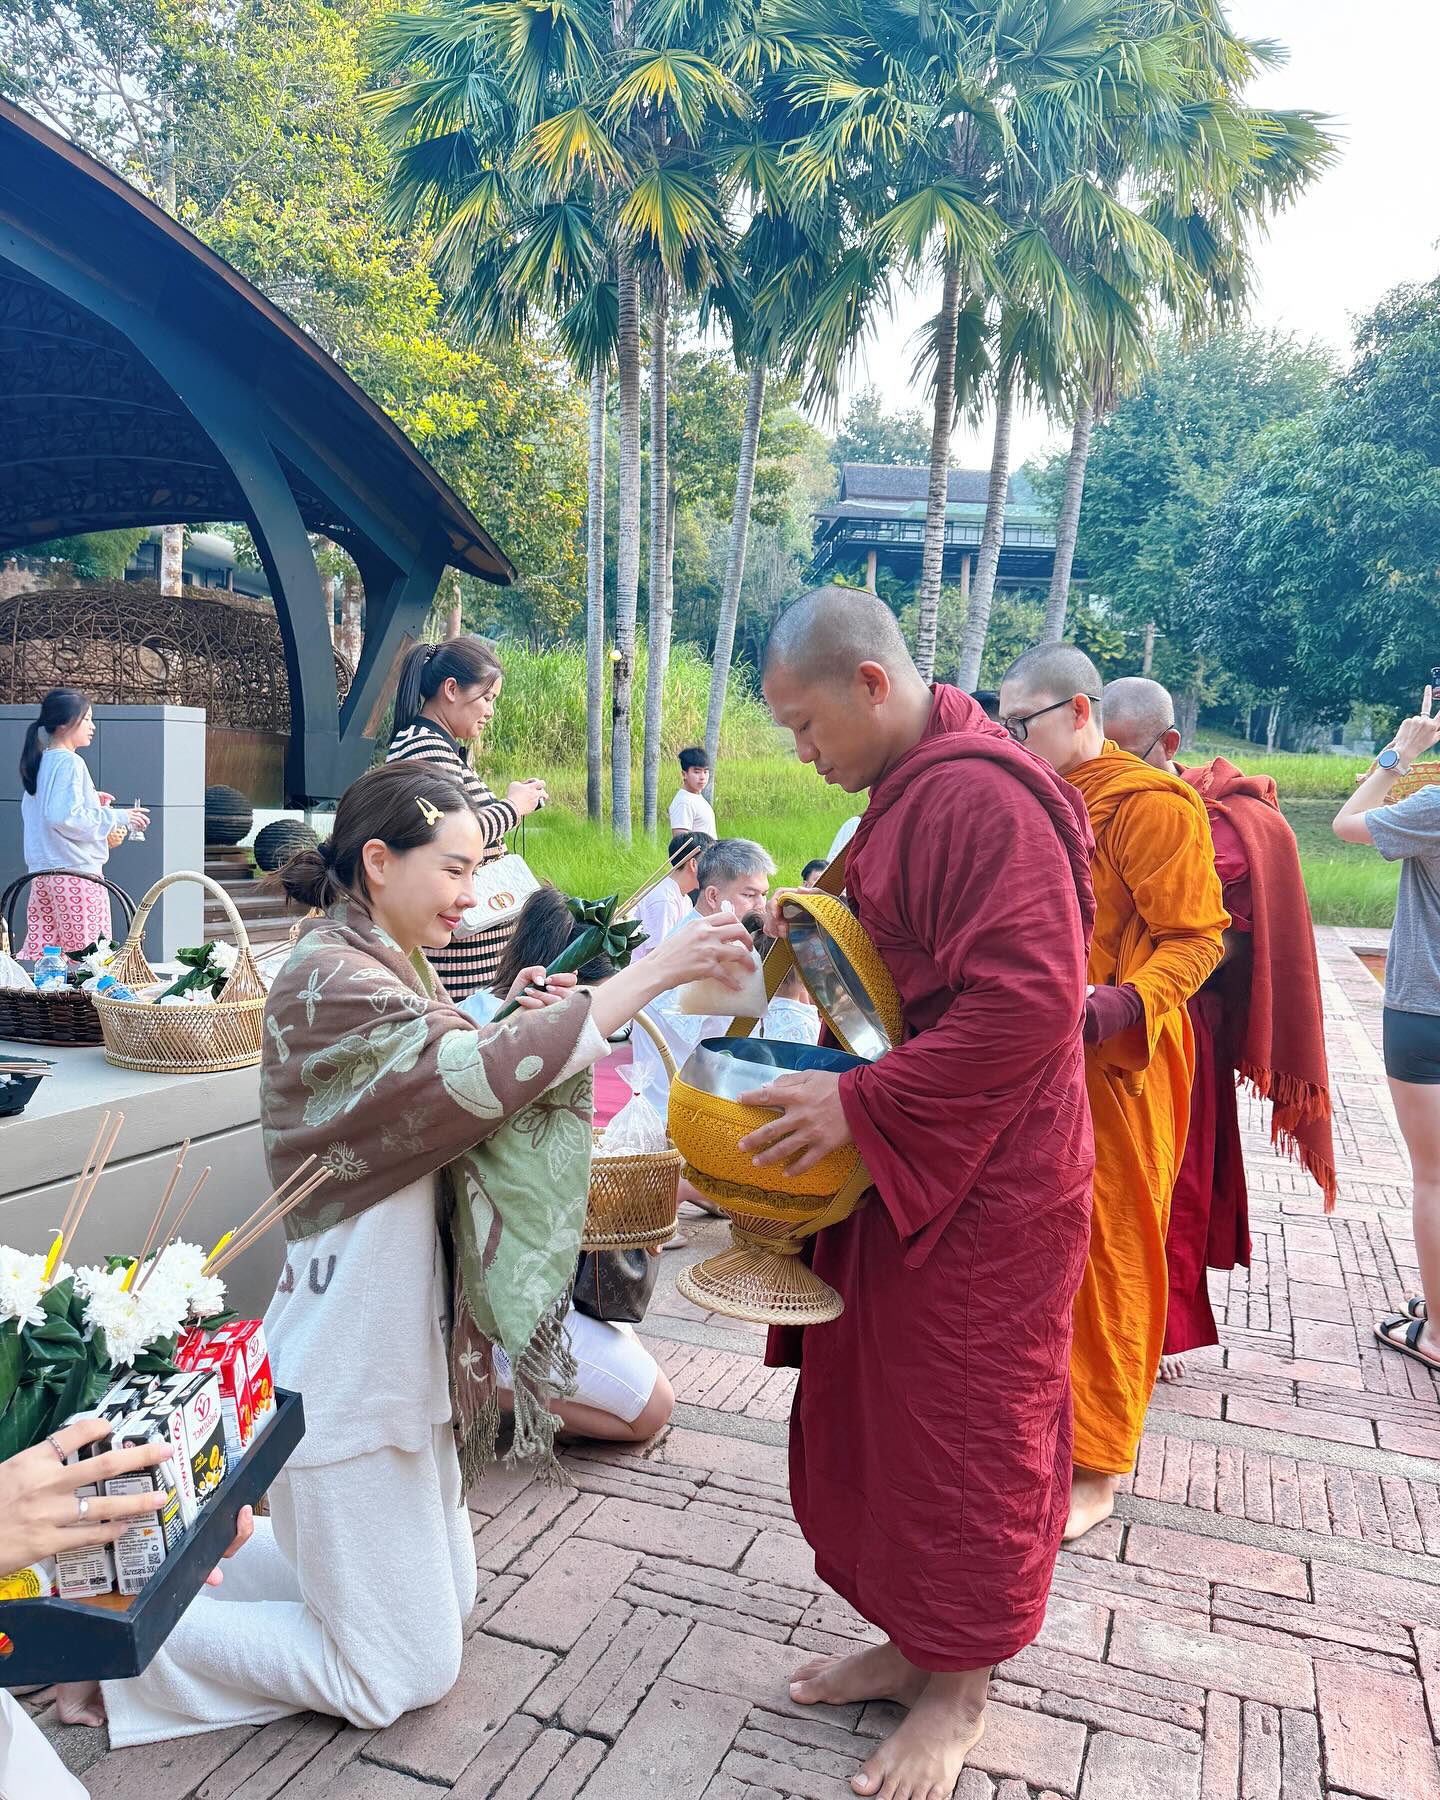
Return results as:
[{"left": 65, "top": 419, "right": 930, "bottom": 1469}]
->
[{"left": 386, "top": 636, "right": 548, "bottom": 999}]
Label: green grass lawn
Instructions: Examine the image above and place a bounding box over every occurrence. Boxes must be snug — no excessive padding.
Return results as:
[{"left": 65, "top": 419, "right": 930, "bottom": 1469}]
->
[{"left": 508, "top": 736, "right": 1399, "bottom": 930}]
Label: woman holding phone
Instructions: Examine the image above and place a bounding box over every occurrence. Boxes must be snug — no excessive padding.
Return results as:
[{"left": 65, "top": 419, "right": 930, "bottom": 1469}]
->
[{"left": 1334, "top": 681, "right": 1440, "bottom": 1371}]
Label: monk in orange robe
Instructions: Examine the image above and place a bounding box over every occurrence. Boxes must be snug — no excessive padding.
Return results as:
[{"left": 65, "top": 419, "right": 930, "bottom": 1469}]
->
[{"left": 999, "top": 646, "right": 1227, "bottom": 1540}]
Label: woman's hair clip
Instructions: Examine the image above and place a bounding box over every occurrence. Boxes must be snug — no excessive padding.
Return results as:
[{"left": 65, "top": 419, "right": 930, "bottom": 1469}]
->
[
  {"left": 425, "top": 643, "right": 441, "bottom": 663},
  {"left": 416, "top": 796, "right": 444, "bottom": 827}
]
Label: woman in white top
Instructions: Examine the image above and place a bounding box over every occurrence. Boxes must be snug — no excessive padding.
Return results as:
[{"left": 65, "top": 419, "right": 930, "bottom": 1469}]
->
[
  {"left": 17, "top": 688, "right": 149, "bottom": 956},
  {"left": 87, "top": 762, "right": 751, "bottom": 1749}
]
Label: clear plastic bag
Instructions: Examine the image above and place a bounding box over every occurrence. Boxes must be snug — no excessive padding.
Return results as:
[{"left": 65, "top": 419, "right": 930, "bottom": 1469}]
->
[
  {"left": 0, "top": 952, "right": 35, "bottom": 993},
  {"left": 596, "top": 1079, "right": 669, "bottom": 1154}
]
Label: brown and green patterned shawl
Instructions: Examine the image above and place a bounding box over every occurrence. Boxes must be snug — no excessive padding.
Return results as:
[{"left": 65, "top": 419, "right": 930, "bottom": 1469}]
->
[{"left": 260, "top": 903, "right": 596, "bottom": 1484}]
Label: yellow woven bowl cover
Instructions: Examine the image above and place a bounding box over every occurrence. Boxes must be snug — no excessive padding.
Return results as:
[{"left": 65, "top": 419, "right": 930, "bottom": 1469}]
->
[
  {"left": 668, "top": 1078, "right": 864, "bottom": 1221},
  {"left": 775, "top": 888, "right": 903, "bottom": 1053}
]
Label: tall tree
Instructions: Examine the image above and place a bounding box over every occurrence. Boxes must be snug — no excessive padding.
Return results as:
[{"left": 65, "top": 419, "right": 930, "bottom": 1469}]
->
[{"left": 1041, "top": 42, "right": 1336, "bottom": 640}]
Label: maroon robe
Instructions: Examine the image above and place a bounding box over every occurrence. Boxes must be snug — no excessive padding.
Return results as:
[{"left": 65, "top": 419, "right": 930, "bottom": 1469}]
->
[
  {"left": 768, "top": 686, "right": 1096, "bottom": 1670},
  {"left": 1164, "top": 809, "right": 1254, "bottom": 1354}
]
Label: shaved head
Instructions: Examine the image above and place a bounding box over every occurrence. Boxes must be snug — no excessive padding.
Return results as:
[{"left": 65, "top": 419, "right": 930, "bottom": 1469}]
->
[
  {"left": 1103, "top": 678, "right": 1175, "bottom": 748},
  {"left": 997, "top": 643, "right": 1105, "bottom": 776},
  {"left": 1103, "top": 676, "right": 1181, "bottom": 769},
  {"left": 763, "top": 585, "right": 916, "bottom": 685},
  {"left": 1000, "top": 643, "right": 1103, "bottom": 709},
  {"left": 761, "top": 585, "right": 933, "bottom": 793}
]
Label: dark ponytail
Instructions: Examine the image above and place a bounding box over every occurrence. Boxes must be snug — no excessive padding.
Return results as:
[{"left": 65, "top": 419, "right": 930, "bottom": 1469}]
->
[
  {"left": 393, "top": 636, "right": 503, "bottom": 734},
  {"left": 269, "top": 763, "right": 476, "bottom": 912},
  {"left": 20, "top": 688, "right": 91, "bottom": 794}
]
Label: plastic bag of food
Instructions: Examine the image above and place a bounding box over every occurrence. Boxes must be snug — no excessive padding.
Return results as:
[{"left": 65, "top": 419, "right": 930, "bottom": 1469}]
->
[
  {"left": 0, "top": 952, "right": 35, "bottom": 992},
  {"left": 597, "top": 1084, "right": 669, "bottom": 1155}
]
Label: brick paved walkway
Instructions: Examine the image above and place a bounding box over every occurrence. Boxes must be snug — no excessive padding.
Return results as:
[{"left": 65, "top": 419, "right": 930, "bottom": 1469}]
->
[{"left": 40, "top": 927, "right": 1440, "bottom": 1799}]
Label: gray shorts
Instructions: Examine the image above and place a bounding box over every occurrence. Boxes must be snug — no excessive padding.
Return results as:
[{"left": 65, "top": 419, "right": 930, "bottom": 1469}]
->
[{"left": 1383, "top": 1007, "right": 1440, "bottom": 1083}]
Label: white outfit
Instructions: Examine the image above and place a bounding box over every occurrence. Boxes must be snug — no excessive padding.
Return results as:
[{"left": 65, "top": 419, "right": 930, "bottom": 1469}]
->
[
  {"left": 759, "top": 995, "right": 822, "bottom": 1046},
  {"left": 104, "top": 1014, "right": 608, "bottom": 1747},
  {"left": 21, "top": 748, "right": 128, "bottom": 876},
  {"left": 632, "top": 878, "right": 690, "bottom": 961},
  {"left": 668, "top": 788, "right": 717, "bottom": 838},
  {"left": 0, "top": 1688, "right": 87, "bottom": 1798},
  {"left": 494, "top": 1310, "right": 658, "bottom": 1425},
  {"left": 826, "top": 815, "right": 860, "bottom": 864},
  {"left": 103, "top": 1178, "right": 473, "bottom": 1747}
]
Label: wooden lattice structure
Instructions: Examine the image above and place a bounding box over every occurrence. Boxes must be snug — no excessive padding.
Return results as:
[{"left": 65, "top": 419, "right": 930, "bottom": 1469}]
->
[{"left": 0, "top": 582, "right": 352, "bottom": 731}]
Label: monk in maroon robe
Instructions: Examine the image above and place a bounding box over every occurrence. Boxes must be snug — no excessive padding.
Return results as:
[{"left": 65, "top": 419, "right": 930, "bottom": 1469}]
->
[
  {"left": 736, "top": 587, "right": 1096, "bottom": 1800},
  {"left": 1104, "top": 679, "right": 1336, "bottom": 1378}
]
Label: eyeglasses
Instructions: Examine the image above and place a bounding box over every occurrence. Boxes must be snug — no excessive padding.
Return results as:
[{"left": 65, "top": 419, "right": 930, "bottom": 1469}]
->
[
  {"left": 1139, "top": 723, "right": 1176, "bottom": 761},
  {"left": 1002, "top": 696, "right": 1099, "bottom": 743}
]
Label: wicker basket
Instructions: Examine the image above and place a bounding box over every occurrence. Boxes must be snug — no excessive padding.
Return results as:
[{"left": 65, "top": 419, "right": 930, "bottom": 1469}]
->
[
  {"left": 582, "top": 1010, "right": 681, "bottom": 1250},
  {"left": 0, "top": 872, "right": 137, "bottom": 1048},
  {"left": 93, "top": 872, "right": 266, "bottom": 1074},
  {"left": 1390, "top": 763, "right": 1440, "bottom": 800}
]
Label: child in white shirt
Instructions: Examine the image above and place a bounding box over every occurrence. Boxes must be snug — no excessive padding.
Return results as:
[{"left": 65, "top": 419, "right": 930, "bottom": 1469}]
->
[{"left": 669, "top": 746, "right": 718, "bottom": 838}]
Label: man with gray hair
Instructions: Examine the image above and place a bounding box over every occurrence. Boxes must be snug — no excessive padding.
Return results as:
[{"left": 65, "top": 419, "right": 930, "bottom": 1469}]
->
[{"left": 631, "top": 837, "right": 785, "bottom": 1122}]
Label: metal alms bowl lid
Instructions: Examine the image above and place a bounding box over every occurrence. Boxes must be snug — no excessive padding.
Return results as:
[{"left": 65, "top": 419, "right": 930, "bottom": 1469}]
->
[
  {"left": 679, "top": 1036, "right": 868, "bottom": 1102},
  {"left": 777, "top": 890, "right": 901, "bottom": 1061}
]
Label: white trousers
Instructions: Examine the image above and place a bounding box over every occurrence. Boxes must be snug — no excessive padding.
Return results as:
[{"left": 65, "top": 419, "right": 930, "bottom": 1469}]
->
[
  {"left": 0, "top": 1690, "right": 87, "bottom": 1800},
  {"left": 102, "top": 1423, "right": 476, "bottom": 1748}
]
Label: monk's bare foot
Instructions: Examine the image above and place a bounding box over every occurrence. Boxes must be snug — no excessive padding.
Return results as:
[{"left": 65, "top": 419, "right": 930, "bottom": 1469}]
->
[
  {"left": 1064, "top": 1467, "right": 1118, "bottom": 1542},
  {"left": 790, "top": 1640, "right": 925, "bottom": 1709},
  {"left": 1158, "top": 1354, "right": 1187, "bottom": 1383},
  {"left": 852, "top": 1668, "right": 988, "bottom": 1799},
  {"left": 50, "top": 1680, "right": 105, "bottom": 1727}
]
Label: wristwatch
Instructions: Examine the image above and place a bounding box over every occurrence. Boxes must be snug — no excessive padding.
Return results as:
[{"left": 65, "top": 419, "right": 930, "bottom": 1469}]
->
[{"left": 1378, "top": 747, "right": 1401, "bottom": 771}]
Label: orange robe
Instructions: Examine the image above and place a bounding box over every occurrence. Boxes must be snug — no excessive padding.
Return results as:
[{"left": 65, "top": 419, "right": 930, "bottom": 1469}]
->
[{"left": 1067, "top": 745, "right": 1228, "bottom": 1474}]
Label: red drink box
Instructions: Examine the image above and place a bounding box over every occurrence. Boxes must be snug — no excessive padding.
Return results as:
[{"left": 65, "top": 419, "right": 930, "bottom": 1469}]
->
[{"left": 178, "top": 1320, "right": 274, "bottom": 1456}]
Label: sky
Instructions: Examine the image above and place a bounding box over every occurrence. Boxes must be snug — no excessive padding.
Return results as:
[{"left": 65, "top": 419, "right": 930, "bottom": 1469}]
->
[{"left": 838, "top": 1, "right": 1440, "bottom": 473}]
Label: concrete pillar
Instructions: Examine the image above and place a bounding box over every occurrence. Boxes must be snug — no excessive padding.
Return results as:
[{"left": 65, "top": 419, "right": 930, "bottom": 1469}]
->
[
  {"left": 864, "top": 548, "right": 878, "bottom": 592},
  {"left": 960, "top": 553, "right": 971, "bottom": 600},
  {"left": 0, "top": 704, "right": 205, "bottom": 959}
]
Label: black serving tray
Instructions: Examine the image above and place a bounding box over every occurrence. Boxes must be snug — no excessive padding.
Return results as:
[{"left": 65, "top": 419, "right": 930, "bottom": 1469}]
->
[{"left": 0, "top": 1387, "right": 304, "bottom": 1684}]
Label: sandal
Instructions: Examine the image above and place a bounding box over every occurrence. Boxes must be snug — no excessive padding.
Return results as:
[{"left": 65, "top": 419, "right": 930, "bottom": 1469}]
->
[
  {"left": 1375, "top": 1315, "right": 1440, "bottom": 1372},
  {"left": 1403, "top": 1297, "right": 1429, "bottom": 1321}
]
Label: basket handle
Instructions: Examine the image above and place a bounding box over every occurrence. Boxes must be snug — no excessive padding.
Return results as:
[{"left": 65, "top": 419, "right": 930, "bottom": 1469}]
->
[
  {"left": 0, "top": 870, "right": 138, "bottom": 958},
  {"left": 110, "top": 869, "right": 263, "bottom": 1000},
  {"left": 632, "top": 1006, "right": 678, "bottom": 1081}
]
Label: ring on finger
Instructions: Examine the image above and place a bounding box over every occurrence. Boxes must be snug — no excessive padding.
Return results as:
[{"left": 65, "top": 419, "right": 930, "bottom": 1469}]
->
[
  {"left": 46, "top": 1433, "right": 67, "bottom": 1464},
  {"left": 75, "top": 1495, "right": 90, "bottom": 1522}
]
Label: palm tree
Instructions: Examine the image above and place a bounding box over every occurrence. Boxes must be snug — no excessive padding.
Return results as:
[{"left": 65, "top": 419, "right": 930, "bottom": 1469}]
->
[
  {"left": 1040, "top": 42, "right": 1337, "bottom": 639},
  {"left": 369, "top": 0, "right": 737, "bottom": 841}
]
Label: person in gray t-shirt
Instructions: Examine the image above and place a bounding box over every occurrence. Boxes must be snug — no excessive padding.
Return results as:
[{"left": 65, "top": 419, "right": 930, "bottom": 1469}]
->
[{"left": 1335, "top": 686, "right": 1440, "bottom": 1374}]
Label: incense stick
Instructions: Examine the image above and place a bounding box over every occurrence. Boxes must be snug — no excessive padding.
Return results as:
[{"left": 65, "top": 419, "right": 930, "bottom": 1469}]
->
[
  {"left": 204, "top": 1169, "right": 332, "bottom": 1277},
  {"left": 133, "top": 1167, "right": 212, "bottom": 1295},
  {"left": 61, "top": 1111, "right": 112, "bottom": 1246},
  {"left": 124, "top": 1139, "right": 188, "bottom": 1292},
  {"left": 619, "top": 842, "right": 689, "bottom": 919},
  {"left": 213, "top": 1154, "right": 319, "bottom": 1260},
  {"left": 61, "top": 1110, "right": 124, "bottom": 1262}
]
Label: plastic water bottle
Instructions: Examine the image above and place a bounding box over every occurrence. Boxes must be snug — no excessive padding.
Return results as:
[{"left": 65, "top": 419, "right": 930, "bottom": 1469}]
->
[
  {"left": 127, "top": 800, "right": 146, "bottom": 844},
  {"left": 93, "top": 973, "right": 137, "bottom": 1002},
  {"left": 34, "top": 947, "right": 67, "bottom": 993}
]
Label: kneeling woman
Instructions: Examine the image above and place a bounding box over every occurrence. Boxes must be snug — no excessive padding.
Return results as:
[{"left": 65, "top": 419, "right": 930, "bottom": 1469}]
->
[{"left": 99, "top": 763, "right": 751, "bottom": 1746}]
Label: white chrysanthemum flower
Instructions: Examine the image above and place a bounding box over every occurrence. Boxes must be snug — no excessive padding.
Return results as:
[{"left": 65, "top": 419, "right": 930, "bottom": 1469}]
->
[
  {"left": 74, "top": 1264, "right": 148, "bottom": 1365},
  {"left": 210, "top": 941, "right": 239, "bottom": 977},
  {"left": 75, "top": 1262, "right": 186, "bottom": 1367},
  {"left": 0, "top": 1248, "right": 50, "bottom": 1329},
  {"left": 80, "top": 937, "right": 117, "bottom": 976},
  {"left": 138, "top": 1242, "right": 227, "bottom": 1325}
]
